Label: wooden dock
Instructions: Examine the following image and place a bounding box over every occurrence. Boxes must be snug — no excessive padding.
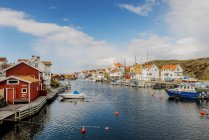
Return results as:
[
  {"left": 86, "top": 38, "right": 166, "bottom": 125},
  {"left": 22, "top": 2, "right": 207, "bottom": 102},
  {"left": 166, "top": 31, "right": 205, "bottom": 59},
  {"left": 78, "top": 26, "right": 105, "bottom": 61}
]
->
[
  {"left": 15, "top": 96, "right": 46, "bottom": 121},
  {"left": 0, "top": 111, "right": 14, "bottom": 123}
]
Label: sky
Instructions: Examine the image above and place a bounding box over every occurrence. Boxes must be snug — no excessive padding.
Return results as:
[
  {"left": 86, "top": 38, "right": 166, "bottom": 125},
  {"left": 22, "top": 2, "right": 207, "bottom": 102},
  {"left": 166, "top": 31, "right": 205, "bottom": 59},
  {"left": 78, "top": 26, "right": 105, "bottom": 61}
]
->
[{"left": 0, "top": 0, "right": 209, "bottom": 73}]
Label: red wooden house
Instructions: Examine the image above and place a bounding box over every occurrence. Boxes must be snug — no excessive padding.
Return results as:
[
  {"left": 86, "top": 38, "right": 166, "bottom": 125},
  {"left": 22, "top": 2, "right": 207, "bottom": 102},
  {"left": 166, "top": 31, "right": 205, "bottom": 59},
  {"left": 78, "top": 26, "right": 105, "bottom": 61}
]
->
[{"left": 0, "top": 61, "right": 43, "bottom": 104}]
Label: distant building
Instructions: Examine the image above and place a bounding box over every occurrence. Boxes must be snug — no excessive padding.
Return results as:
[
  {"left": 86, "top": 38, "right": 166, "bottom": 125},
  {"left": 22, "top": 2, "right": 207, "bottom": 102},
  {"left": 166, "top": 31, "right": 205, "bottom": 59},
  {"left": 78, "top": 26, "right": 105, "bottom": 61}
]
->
[
  {"left": 161, "top": 64, "right": 184, "bottom": 81},
  {"left": 130, "top": 63, "right": 143, "bottom": 80},
  {"left": 96, "top": 70, "right": 105, "bottom": 80},
  {"left": 109, "top": 63, "right": 125, "bottom": 79},
  {"left": 142, "top": 64, "right": 160, "bottom": 81}
]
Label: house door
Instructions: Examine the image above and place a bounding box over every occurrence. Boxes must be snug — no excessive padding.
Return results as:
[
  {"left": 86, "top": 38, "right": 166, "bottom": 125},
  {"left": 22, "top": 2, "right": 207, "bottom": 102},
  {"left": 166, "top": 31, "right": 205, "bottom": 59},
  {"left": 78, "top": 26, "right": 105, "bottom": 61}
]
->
[{"left": 7, "top": 88, "right": 14, "bottom": 104}]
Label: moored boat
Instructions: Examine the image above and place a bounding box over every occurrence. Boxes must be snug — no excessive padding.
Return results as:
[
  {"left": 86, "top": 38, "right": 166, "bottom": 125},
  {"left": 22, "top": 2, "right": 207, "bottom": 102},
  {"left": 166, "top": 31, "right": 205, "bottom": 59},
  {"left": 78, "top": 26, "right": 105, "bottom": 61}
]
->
[
  {"left": 165, "top": 84, "right": 209, "bottom": 99},
  {"left": 60, "top": 91, "right": 86, "bottom": 99}
]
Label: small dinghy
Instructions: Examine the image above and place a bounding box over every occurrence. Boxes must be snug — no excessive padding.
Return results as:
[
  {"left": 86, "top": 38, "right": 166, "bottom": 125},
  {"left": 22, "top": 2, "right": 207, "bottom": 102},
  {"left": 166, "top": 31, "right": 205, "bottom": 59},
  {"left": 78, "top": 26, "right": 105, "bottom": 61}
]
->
[{"left": 60, "top": 91, "right": 86, "bottom": 99}]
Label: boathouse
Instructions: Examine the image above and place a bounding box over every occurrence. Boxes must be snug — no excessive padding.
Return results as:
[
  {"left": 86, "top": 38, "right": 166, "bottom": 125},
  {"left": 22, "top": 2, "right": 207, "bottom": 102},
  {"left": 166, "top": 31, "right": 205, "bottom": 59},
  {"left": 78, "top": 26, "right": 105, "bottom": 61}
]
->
[
  {"left": 0, "top": 76, "right": 41, "bottom": 104},
  {"left": 0, "top": 61, "right": 43, "bottom": 104}
]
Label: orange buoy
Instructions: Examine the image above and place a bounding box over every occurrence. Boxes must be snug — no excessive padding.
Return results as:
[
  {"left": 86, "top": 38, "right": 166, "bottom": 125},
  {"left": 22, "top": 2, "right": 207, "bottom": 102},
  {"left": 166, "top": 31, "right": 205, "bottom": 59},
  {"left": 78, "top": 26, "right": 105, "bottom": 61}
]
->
[
  {"left": 81, "top": 126, "right": 86, "bottom": 134},
  {"left": 200, "top": 111, "right": 206, "bottom": 116},
  {"left": 115, "top": 111, "right": 119, "bottom": 116}
]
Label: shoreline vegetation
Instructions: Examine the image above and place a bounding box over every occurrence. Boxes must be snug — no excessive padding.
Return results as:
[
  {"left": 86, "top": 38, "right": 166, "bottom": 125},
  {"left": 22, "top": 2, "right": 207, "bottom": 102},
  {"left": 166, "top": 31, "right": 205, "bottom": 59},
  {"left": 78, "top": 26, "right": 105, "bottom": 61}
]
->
[{"left": 149, "top": 57, "right": 209, "bottom": 80}]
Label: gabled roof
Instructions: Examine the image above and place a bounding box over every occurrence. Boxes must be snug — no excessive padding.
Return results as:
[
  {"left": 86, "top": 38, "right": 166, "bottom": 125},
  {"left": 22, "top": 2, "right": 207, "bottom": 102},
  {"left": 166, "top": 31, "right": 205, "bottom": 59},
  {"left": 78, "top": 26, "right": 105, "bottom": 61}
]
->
[
  {"left": 161, "top": 64, "right": 178, "bottom": 71},
  {"left": 15, "top": 75, "right": 40, "bottom": 83},
  {"left": 143, "top": 64, "right": 153, "bottom": 70},
  {"left": 0, "top": 57, "right": 7, "bottom": 62},
  {"left": 41, "top": 61, "right": 52, "bottom": 66},
  {"left": 3, "top": 61, "right": 42, "bottom": 72},
  {"left": 114, "top": 63, "right": 123, "bottom": 67},
  {"left": 0, "top": 75, "right": 40, "bottom": 84},
  {"left": 110, "top": 69, "right": 118, "bottom": 73}
]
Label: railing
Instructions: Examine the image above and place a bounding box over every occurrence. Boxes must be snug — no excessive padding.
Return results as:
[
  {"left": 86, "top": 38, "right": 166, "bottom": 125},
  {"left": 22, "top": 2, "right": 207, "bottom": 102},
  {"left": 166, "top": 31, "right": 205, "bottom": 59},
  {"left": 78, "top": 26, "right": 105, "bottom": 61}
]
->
[{"left": 15, "top": 97, "right": 46, "bottom": 121}]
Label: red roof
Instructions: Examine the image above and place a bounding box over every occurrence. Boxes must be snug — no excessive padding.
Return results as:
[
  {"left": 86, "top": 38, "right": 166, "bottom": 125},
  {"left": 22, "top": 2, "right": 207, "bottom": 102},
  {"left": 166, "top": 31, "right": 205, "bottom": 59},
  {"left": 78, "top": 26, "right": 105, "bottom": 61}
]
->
[
  {"left": 0, "top": 57, "right": 7, "bottom": 62},
  {"left": 161, "top": 64, "right": 178, "bottom": 71},
  {"left": 114, "top": 63, "right": 123, "bottom": 67}
]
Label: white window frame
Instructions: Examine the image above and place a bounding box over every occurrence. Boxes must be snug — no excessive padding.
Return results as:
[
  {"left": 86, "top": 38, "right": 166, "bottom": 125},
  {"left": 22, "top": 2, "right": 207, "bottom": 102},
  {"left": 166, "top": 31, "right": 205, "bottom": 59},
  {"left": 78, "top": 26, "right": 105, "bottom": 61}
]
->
[
  {"left": 22, "top": 88, "right": 27, "bottom": 93},
  {"left": 7, "top": 80, "right": 19, "bottom": 85}
]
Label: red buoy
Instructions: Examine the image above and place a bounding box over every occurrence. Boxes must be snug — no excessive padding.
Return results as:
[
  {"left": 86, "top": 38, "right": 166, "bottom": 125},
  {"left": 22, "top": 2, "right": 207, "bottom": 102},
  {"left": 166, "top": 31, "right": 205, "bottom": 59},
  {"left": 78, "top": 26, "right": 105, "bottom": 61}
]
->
[
  {"left": 81, "top": 126, "right": 86, "bottom": 134},
  {"left": 115, "top": 112, "right": 119, "bottom": 116},
  {"left": 200, "top": 111, "right": 206, "bottom": 116}
]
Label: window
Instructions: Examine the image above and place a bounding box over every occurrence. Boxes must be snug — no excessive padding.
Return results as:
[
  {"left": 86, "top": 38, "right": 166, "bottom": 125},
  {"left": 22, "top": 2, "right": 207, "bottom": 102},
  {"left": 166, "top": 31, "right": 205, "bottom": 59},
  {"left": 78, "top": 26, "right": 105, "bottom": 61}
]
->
[
  {"left": 22, "top": 88, "right": 27, "bottom": 93},
  {"left": 170, "top": 74, "right": 172, "bottom": 76},
  {"left": 7, "top": 80, "right": 19, "bottom": 84},
  {"left": 35, "top": 63, "right": 38, "bottom": 67}
]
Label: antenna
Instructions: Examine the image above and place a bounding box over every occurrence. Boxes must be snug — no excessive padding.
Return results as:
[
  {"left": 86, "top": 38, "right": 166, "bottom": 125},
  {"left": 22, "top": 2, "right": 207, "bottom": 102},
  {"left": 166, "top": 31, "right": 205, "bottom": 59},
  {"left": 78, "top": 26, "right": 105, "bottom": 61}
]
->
[{"left": 146, "top": 51, "right": 149, "bottom": 64}]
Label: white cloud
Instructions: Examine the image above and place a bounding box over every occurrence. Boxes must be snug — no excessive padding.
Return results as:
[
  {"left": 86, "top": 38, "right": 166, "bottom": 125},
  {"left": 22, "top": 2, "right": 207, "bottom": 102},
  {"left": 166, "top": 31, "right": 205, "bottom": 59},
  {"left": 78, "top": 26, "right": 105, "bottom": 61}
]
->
[
  {"left": 118, "top": 0, "right": 155, "bottom": 16},
  {"left": 0, "top": 8, "right": 116, "bottom": 73},
  {"left": 125, "top": 35, "right": 206, "bottom": 62}
]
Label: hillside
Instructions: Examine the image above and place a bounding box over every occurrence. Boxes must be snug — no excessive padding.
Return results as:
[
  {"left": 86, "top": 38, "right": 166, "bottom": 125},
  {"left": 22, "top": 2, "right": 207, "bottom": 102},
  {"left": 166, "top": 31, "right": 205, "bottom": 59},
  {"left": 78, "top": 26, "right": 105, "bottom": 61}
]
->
[{"left": 148, "top": 57, "right": 209, "bottom": 80}]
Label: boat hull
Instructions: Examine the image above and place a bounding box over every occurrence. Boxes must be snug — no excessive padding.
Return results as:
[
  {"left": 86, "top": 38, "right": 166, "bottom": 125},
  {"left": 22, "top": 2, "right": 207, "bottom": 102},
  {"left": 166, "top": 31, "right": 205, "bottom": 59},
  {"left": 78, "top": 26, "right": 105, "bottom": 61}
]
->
[
  {"left": 60, "top": 93, "right": 85, "bottom": 99},
  {"left": 166, "top": 89, "right": 200, "bottom": 99}
]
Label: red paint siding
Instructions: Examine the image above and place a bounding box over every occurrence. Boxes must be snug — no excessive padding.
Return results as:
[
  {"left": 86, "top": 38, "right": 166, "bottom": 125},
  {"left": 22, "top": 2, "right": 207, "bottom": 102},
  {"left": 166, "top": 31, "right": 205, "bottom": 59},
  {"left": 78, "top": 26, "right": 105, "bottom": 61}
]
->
[
  {"left": 0, "top": 80, "right": 40, "bottom": 104},
  {"left": 30, "top": 82, "right": 40, "bottom": 101},
  {"left": 6, "top": 63, "right": 41, "bottom": 80}
]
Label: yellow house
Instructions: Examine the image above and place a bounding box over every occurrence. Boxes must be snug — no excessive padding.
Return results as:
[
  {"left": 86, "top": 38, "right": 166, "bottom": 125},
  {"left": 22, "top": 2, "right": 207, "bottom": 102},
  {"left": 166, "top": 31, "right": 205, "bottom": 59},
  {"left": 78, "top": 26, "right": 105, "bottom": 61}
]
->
[{"left": 130, "top": 63, "right": 142, "bottom": 74}]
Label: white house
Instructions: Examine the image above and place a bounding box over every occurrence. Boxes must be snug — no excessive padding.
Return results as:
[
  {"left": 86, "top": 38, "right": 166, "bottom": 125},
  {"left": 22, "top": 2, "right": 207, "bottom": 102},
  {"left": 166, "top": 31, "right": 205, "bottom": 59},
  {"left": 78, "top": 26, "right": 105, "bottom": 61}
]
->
[
  {"left": 109, "top": 63, "right": 124, "bottom": 79},
  {"left": 161, "top": 64, "right": 183, "bottom": 81},
  {"left": 96, "top": 70, "right": 105, "bottom": 80},
  {"left": 0, "top": 57, "right": 7, "bottom": 71},
  {"left": 109, "top": 69, "right": 124, "bottom": 79},
  {"left": 141, "top": 64, "right": 160, "bottom": 81},
  {"left": 18, "top": 56, "right": 52, "bottom": 88}
]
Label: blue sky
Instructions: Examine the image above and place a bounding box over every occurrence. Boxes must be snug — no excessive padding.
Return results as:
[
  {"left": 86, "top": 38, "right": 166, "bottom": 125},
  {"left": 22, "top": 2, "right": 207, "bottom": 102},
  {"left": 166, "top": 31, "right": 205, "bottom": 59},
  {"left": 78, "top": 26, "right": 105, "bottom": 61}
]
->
[{"left": 0, "top": 0, "right": 209, "bottom": 73}]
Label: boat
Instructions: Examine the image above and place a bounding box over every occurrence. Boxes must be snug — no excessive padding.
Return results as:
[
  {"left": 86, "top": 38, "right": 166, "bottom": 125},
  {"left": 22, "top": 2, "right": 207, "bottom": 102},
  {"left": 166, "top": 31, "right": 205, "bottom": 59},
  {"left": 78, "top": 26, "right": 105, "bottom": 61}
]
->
[
  {"left": 165, "top": 84, "right": 209, "bottom": 99},
  {"left": 60, "top": 91, "right": 86, "bottom": 99},
  {"left": 123, "top": 80, "right": 130, "bottom": 86},
  {"left": 130, "top": 81, "right": 138, "bottom": 87}
]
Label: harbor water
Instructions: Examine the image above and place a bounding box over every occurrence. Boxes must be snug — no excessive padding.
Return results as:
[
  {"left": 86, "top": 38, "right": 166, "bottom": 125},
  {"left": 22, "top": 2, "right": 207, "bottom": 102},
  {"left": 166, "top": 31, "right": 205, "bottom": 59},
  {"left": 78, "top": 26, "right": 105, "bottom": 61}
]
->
[{"left": 1, "top": 80, "right": 209, "bottom": 140}]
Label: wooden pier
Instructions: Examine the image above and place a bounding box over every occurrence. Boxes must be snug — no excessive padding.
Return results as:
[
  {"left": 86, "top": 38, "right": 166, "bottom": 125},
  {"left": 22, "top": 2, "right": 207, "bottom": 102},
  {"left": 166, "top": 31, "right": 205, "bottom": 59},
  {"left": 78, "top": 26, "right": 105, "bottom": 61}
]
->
[
  {"left": 0, "top": 111, "right": 14, "bottom": 123},
  {"left": 15, "top": 96, "right": 47, "bottom": 121}
]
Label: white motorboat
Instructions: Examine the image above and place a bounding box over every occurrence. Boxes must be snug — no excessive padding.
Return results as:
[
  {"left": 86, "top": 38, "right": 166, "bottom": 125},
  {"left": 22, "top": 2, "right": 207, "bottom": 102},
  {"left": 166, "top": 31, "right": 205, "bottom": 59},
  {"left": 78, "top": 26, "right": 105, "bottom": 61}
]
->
[{"left": 60, "top": 91, "right": 86, "bottom": 99}]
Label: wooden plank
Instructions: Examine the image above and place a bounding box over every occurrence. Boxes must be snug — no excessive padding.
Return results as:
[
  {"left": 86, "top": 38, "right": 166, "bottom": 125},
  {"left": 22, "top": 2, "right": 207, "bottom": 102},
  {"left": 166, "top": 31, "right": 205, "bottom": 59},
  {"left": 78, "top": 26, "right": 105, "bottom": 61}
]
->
[{"left": 0, "top": 111, "right": 14, "bottom": 121}]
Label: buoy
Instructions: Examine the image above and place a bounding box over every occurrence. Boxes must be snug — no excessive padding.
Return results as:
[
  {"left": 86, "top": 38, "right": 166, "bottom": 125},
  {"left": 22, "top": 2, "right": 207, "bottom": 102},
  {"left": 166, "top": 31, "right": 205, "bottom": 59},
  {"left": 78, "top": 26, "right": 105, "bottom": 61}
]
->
[
  {"left": 81, "top": 126, "right": 86, "bottom": 134},
  {"left": 115, "top": 112, "right": 119, "bottom": 116},
  {"left": 105, "top": 127, "right": 109, "bottom": 130},
  {"left": 200, "top": 111, "right": 206, "bottom": 116}
]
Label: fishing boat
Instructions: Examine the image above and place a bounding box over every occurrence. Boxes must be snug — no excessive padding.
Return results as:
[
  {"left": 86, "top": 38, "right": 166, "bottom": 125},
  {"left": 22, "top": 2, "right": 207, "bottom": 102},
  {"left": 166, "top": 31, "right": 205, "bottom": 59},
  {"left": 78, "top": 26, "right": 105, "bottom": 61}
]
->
[
  {"left": 165, "top": 84, "right": 209, "bottom": 99},
  {"left": 60, "top": 91, "right": 86, "bottom": 99}
]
